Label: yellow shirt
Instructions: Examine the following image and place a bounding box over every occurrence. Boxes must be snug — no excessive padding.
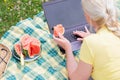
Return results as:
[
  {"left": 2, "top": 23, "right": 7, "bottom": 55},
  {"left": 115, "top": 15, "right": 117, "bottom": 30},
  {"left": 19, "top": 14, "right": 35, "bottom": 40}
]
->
[{"left": 80, "top": 26, "right": 120, "bottom": 80}]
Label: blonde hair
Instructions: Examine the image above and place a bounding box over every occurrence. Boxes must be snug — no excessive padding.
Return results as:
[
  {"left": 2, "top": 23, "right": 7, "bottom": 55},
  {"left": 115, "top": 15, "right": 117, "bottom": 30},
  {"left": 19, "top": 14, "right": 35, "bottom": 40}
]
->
[{"left": 82, "top": 0, "right": 120, "bottom": 38}]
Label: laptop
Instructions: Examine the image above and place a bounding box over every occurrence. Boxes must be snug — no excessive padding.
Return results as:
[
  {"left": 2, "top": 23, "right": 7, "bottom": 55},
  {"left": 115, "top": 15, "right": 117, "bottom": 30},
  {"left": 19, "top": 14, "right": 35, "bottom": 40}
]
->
[{"left": 42, "top": 0, "right": 91, "bottom": 52}]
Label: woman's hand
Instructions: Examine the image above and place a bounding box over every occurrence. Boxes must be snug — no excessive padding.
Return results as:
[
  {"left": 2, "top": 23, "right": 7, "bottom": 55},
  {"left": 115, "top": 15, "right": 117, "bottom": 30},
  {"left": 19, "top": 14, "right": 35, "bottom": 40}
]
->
[
  {"left": 53, "top": 33, "right": 71, "bottom": 51},
  {"left": 73, "top": 26, "right": 91, "bottom": 41}
]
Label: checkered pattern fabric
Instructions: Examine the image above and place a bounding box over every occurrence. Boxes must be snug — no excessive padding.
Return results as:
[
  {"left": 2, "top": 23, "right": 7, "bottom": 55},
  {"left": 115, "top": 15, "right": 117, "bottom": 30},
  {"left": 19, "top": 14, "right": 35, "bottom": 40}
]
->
[{"left": 0, "top": 11, "right": 80, "bottom": 80}]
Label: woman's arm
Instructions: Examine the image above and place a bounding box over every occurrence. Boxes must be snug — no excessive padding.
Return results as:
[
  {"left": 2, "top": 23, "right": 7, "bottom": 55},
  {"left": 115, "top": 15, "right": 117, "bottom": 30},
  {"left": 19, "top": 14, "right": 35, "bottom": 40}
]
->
[
  {"left": 65, "top": 45, "right": 92, "bottom": 80},
  {"left": 65, "top": 45, "right": 78, "bottom": 77},
  {"left": 53, "top": 25, "right": 92, "bottom": 80},
  {"left": 54, "top": 34, "right": 92, "bottom": 80}
]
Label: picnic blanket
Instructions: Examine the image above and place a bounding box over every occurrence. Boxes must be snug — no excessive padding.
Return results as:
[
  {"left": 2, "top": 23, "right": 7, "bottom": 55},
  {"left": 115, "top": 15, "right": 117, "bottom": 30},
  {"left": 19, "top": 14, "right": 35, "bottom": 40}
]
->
[{"left": 0, "top": 11, "right": 80, "bottom": 80}]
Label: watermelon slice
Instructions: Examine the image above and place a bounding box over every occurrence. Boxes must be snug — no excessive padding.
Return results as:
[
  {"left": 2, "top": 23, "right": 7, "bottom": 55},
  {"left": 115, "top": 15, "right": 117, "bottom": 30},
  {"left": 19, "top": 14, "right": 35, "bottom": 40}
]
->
[
  {"left": 14, "top": 34, "right": 41, "bottom": 58},
  {"left": 14, "top": 42, "right": 21, "bottom": 56},
  {"left": 28, "top": 37, "right": 41, "bottom": 58},
  {"left": 20, "top": 34, "right": 31, "bottom": 50},
  {"left": 53, "top": 24, "right": 65, "bottom": 37}
]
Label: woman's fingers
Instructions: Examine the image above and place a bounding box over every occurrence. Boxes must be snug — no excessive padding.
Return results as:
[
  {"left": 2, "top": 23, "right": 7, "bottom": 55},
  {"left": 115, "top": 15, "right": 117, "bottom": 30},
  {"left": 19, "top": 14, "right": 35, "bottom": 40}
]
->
[
  {"left": 58, "top": 33, "right": 65, "bottom": 39},
  {"left": 73, "top": 31, "right": 85, "bottom": 37},
  {"left": 77, "top": 38, "right": 83, "bottom": 41},
  {"left": 85, "top": 26, "right": 90, "bottom": 33},
  {"left": 73, "top": 31, "right": 80, "bottom": 35},
  {"left": 73, "top": 26, "right": 91, "bottom": 38},
  {"left": 53, "top": 35, "right": 63, "bottom": 43}
]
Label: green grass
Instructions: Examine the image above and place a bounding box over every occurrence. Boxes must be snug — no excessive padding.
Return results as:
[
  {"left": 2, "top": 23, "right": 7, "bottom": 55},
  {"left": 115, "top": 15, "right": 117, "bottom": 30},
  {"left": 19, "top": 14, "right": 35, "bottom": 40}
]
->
[{"left": 0, "top": 0, "right": 44, "bottom": 38}]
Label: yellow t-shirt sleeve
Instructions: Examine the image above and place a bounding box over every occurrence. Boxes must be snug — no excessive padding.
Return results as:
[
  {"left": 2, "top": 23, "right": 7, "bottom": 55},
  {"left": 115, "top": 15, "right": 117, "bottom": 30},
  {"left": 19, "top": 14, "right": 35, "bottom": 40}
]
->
[{"left": 80, "top": 40, "right": 94, "bottom": 65}]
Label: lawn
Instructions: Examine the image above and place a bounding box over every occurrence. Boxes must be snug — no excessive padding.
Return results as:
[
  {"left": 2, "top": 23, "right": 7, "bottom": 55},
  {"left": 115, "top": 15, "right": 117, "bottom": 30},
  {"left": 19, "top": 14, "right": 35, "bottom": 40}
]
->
[{"left": 0, "top": 0, "right": 46, "bottom": 38}]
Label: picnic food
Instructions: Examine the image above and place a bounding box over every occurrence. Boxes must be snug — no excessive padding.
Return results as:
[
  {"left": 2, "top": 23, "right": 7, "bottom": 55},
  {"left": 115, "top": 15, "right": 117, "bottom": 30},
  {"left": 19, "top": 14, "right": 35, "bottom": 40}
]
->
[
  {"left": 53, "top": 24, "right": 65, "bottom": 37},
  {"left": 14, "top": 34, "right": 41, "bottom": 58}
]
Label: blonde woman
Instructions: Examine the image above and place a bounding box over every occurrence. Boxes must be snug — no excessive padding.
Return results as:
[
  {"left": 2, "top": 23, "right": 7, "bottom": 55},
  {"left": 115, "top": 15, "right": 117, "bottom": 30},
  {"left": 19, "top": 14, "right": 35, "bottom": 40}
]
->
[{"left": 54, "top": 0, "right": 120, "bottom": 80}]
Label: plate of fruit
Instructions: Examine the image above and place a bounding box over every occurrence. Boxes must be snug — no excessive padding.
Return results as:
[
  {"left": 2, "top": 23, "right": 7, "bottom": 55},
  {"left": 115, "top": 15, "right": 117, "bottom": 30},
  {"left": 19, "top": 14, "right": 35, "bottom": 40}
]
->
[{"left": 12, "top": 34, "right": 41, "bottom": 62}]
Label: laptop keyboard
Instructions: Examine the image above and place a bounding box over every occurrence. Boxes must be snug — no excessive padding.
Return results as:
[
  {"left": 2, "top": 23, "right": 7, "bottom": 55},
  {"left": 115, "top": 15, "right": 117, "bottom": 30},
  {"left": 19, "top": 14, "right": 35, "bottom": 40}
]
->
[{"left": 64, "top": 24, "right": 89, "bottom": 42}]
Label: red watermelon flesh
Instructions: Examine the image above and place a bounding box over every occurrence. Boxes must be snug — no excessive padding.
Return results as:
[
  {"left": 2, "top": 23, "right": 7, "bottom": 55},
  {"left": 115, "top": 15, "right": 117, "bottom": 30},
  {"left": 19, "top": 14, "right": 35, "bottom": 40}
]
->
[
  {"left": 28, "top": 37, "right": 41, "bottom": 58},
  {"left": 14, "top": 42, "right": 21, "bottom": 56},
  {"left": 14, "top": 34, "right": 41, "bottom": 58},
  {"left": 20, "top": 34, "right": 31, "bottom": 50}
]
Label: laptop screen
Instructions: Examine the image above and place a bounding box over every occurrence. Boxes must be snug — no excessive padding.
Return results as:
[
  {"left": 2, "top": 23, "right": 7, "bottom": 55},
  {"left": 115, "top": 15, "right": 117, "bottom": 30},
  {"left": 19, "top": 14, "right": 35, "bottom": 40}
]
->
[{"left": 43, "top": 0, "right": 87, "bottom": 30}]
